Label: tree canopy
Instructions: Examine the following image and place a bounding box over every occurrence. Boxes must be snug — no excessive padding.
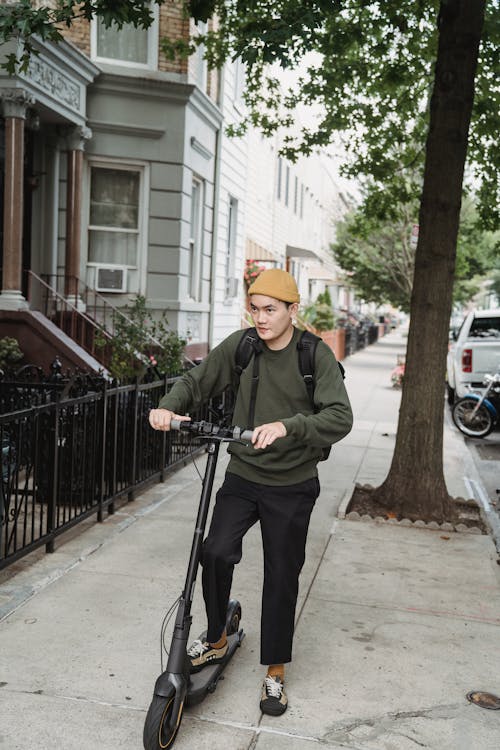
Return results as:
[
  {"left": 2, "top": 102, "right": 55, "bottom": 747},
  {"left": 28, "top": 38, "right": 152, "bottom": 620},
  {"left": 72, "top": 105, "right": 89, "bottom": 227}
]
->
[
  {"left": 193, "top": 0, "right": 498, "bottom": 230},
  {"left": 332, "top": 196, "right": 499, "bottom": 312},
  {"left": 1, "top": 1, "right": 497, "bottom": 228},
  {"left": 332, "top": 201, "right": 418, "bottom": 312}
]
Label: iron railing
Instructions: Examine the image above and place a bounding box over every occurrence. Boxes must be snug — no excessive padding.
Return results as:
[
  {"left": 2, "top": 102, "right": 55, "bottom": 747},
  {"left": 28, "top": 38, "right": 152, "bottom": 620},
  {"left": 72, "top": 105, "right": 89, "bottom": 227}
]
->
[
  {"left": 0, "top": 376, "right": 215, "bottom": 570},
  {"left": 27, "top": 271, "right": 109, "bottom": 364},
  {"left": 26, "top": 272, "right": 197, "bottom": 371}
]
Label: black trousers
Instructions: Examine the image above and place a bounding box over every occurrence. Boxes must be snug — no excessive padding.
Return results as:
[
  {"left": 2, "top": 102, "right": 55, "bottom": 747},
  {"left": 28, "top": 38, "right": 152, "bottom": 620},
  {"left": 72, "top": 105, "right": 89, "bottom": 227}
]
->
[{"left": 201, "top": 472, "right": 320, "bottom": 665}]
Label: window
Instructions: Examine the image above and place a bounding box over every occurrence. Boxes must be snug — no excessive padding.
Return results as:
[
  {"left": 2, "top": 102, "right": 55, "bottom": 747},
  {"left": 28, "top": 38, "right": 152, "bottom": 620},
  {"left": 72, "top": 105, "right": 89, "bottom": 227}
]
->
[
  {"left": 225, "top": 197, "right": 238, "bottom": 298},
  {"left": 469, "top": 316, "right": 500, "bottom": 339},
  {"left": 189, "top": 177, "right": 204, "bottom": 301},
  {"left": 88, "top": 165, "right": 141, "bottom": 268},
  {"left": 192, "top": 21, "right": 208, "bottom": 91},
  {"left": 300, "top": 184, "right": 304, "bottom": 218},
  {"left": 91, "top": 4, "right": 158, "bottom": 69},
  {"left": 277, "top": 158, "right": 282, "bottom": 200},
  {"left": 233, "top": 57, "right": 245, "bottom": 102},
  {"left": 285, "top": 165, "right": 290, "bottom": 206},
  {"left": 294, "top": 175, "right": 298, "bottom": 214}
]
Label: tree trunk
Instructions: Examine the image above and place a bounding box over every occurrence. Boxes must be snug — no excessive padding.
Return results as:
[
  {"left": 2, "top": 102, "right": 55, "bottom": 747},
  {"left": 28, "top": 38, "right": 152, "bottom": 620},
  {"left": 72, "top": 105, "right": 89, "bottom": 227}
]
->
[{"left": 371, "top": 0, "right": 486, "bottom": 523}]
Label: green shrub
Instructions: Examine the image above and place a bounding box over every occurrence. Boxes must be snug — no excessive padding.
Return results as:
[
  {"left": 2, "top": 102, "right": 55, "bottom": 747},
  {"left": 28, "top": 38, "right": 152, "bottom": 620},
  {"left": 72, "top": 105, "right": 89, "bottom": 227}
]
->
[
  {"left": 302, "top": 291, "right": 335, "bottom": 332},
  {"left": 96, "top": 296, "right": 186, "bottom": 382},
  {"left": 0, "top": 337, "right": 23, "bottom": 370}
]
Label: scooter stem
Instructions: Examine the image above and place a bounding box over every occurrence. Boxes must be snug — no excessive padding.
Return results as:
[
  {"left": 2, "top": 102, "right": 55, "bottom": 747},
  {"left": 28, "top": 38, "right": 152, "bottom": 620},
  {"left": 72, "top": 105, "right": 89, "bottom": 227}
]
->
[
  {"left": 165, "top": 439, "right": 221, "bottom": 677},
  {"left": 182, "top": 440, "right": 220, "bottom": 602}
]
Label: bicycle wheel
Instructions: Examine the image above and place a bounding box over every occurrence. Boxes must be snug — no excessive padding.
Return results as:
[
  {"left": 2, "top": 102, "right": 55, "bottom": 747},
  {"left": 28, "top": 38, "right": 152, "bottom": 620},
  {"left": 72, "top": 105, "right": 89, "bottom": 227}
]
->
[
  {"left": 143, "top": 693, "right": 183, "bottom": 750},
  {"left": 452, "top": 399, "right": 493, "bottom": 438}
]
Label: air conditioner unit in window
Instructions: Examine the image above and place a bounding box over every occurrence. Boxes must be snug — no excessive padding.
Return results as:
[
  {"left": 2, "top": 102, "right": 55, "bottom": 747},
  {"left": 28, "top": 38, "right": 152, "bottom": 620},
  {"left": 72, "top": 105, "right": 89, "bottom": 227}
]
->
[{"left": 95, "top": 266, "right": 127, "bottom": 293}]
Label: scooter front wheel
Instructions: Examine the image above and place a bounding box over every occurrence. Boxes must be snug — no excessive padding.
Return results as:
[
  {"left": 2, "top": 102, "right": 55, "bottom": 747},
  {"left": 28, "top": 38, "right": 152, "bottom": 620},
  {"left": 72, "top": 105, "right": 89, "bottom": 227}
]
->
[
  {"left": 452, "top": 398, "right": 494, "bottom": 438},
  {"left": 143, "top": 693, "right": 184, "bottom": 750}
]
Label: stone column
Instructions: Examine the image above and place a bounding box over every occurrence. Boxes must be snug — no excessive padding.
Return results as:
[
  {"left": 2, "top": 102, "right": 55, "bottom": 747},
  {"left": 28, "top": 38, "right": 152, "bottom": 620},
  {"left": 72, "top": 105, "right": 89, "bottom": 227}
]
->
[
  {"left": 0, "top": 88, "right": 35, "bottom": 310},
  {"left": 63, "top": 125, "right": 91, "bottom": 302}
]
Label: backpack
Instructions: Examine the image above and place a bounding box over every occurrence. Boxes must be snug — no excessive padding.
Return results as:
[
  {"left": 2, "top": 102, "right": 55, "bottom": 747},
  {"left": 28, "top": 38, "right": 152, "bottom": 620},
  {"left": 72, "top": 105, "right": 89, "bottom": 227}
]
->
[{"left": 230, "top": 327, "right": 345, "bottom": 461}]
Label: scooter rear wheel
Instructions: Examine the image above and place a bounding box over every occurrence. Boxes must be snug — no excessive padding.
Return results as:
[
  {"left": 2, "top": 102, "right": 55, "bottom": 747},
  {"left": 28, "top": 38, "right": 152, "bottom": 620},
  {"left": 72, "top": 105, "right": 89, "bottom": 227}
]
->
[
  {"left": 143, "top": 694, "right": 183, "bottom": 750},
  {"left": 225, "top": 599, "right": 242, "bottom": 636},
  {"left": 452, "top": 398, "right": 494, "bottom": 438}
]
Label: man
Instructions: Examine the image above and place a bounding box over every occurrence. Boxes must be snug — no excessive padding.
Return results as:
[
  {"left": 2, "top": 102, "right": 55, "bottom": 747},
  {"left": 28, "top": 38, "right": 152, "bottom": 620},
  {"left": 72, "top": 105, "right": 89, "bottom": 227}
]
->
[{"left": 149, "top": 269, "right": 352, "bottom": 716}]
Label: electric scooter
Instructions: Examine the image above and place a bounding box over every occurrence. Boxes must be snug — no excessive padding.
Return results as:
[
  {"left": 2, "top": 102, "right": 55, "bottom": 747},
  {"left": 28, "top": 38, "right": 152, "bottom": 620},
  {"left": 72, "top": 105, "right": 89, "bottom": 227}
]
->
[{"left": 143, "top": 419, "right": 253, "bottom": 750}]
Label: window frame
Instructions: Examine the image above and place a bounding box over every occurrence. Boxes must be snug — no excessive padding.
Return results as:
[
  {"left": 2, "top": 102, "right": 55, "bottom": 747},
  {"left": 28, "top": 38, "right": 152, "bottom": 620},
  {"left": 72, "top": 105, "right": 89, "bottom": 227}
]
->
[
  {"left": 189, "top": 175, "right": 205, "bottom": 302},
  {"left": 191, "top": 20, "right": 208, "bottom": 91},
  {"left": 85, "top": 158, "right": 148, "bottom": 284},
  {"left": 224, "top": 195, "right": 238, "bottom": 300},
  {"left": 90, "top": 4, "right": 159, "bottom": 70}
]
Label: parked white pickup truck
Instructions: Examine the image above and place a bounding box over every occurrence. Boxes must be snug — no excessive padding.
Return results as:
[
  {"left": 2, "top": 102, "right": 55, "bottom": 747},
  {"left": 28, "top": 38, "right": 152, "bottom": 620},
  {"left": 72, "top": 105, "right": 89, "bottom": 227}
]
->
[{"left": 447, "top": 308, "right": 500, "bottom": 403}]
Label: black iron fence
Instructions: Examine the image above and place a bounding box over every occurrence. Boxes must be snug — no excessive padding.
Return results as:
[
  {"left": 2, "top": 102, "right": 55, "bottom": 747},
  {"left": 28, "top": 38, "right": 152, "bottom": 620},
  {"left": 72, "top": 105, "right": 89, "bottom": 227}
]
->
[{"left": 0, "top": 376, "right": 213, "bottom": 570}]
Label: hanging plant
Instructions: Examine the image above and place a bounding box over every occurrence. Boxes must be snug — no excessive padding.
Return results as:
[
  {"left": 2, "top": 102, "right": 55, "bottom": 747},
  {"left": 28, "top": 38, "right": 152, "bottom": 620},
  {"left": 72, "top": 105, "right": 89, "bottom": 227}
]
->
[{"left": 243, "top": 259, "right": 266, "bottom": 288}]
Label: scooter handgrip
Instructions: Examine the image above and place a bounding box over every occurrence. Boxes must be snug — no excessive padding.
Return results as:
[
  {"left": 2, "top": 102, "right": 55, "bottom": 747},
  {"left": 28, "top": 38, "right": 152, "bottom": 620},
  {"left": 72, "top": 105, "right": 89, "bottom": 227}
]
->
[
  {"left": 240, "top": 429, "right": 254, "bottom": 442},
  {"left": 170, "top": 419, "right": 184, "bottom": 431}
]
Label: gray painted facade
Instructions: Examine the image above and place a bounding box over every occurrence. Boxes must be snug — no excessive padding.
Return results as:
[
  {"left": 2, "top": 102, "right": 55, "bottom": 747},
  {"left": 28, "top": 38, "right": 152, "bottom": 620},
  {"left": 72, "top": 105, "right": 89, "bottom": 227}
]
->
[{"left": 1, "top": 35, "right": 223, "bottom": 355}]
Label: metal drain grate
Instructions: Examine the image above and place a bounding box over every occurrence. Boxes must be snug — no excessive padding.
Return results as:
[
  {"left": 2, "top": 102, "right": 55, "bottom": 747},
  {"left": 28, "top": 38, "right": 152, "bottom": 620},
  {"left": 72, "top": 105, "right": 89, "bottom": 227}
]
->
[{"left": 466, "top": 691, "right": 500, "bottom": 710}]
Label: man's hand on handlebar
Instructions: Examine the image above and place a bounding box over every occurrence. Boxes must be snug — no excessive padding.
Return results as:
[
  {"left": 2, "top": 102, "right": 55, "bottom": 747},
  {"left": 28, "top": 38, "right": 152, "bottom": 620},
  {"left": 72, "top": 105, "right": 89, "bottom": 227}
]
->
[
  {"left": 149, "top": 408, "right": 191, "bottom": 431},
  {"left": 251, "top": 421, "right": 287, "bottom": 450}
]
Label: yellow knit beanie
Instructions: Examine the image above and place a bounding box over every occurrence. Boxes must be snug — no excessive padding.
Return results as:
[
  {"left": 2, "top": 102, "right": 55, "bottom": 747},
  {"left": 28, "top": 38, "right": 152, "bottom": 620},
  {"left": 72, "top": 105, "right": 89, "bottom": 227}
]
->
[{"left": 247, "top": 269, "right": 300, "bottom": 303}]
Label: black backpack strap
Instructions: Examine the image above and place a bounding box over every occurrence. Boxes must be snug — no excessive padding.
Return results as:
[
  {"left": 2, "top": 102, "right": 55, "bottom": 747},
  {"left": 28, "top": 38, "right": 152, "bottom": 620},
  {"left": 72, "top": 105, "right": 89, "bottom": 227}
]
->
[
  {"left": 234, "top": 327, "right": 263, "bottom": 428},
  {"left": 297, "top": 330, "right": 346, "bottom": 411},
  {"left": 297, "top": 331, "right": 319, "bottom": 410},
  {"left": 247, "top": 348, "right": 261, "bottom": 429},
  {"left": 234, "top": 327, "right": 260, "bottom": 383},
  {"left": 297, "top": 330, "right": 346, "bottom": 463}
]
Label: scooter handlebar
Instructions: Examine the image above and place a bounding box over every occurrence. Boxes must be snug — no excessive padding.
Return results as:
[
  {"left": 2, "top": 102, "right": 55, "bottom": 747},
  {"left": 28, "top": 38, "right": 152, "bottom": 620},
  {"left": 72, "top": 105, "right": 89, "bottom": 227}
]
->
[{"left": 170, "top": 419, "right": 254, "bottom": 443}]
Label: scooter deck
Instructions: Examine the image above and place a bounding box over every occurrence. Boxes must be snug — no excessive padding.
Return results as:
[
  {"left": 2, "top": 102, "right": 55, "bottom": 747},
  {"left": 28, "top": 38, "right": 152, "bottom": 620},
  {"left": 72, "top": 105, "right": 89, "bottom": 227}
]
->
[{"left": 186, "top": 630, "right": 244, "bottom": 707}]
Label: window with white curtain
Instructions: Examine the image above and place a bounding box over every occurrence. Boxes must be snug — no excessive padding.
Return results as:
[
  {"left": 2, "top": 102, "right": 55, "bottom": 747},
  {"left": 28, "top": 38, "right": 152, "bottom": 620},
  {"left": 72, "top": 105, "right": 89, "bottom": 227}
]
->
[
  {"left": 88, "top": 165, "right": 141, "bottom": 267},
  {"left": 91, "top": 4, "right": 158, "bottom": 68},
  {"left": 189, "top": 177, "right": 204, "bottom": 300}
]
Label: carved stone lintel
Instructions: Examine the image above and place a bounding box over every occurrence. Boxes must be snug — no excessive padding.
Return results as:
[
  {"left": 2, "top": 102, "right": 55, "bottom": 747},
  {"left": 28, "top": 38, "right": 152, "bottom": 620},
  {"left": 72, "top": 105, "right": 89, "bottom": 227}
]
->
[
  {"left": 25, "top": 55, "right": 81, "bottom": 113},
  {"left": 1, "top": 88, "right": 35, "bottom": 119}
]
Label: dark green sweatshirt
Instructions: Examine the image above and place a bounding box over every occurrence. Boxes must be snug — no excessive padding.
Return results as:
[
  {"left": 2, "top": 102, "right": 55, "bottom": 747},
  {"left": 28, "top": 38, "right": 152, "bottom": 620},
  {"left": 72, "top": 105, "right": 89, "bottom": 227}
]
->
[{"left": 158, "top": 327, "right": 353, "bottom": 485}]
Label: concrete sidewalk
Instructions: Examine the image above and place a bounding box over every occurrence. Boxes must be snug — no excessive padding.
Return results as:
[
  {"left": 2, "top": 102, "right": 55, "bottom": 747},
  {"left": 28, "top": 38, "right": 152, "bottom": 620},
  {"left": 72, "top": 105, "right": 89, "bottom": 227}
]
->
[{"left": 1, "top": 330, "right": 499, "bottom": 750}]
